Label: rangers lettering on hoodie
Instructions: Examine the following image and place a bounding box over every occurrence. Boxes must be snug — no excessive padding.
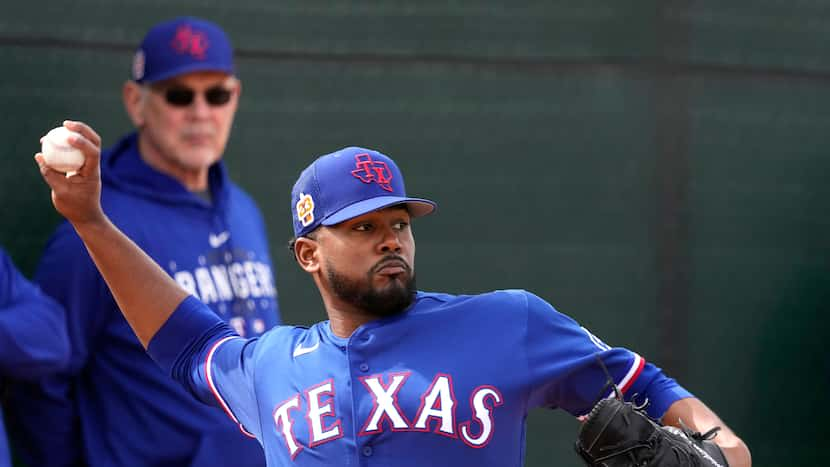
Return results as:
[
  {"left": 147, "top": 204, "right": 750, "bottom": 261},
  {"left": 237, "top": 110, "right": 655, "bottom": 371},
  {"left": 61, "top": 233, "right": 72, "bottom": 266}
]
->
[
  {"left": 172, "top": 258, "right": 277, "bottom": 303},
  {"left": 169, "top": 248, "right": 277, "bottom": 337}
]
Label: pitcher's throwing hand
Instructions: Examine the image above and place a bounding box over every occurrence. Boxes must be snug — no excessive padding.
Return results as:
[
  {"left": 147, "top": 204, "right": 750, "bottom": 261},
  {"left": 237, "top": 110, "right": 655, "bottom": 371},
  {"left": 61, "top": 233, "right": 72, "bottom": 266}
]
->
[{"left": 36, "top": 120, "right": 104, "bottom": 227}]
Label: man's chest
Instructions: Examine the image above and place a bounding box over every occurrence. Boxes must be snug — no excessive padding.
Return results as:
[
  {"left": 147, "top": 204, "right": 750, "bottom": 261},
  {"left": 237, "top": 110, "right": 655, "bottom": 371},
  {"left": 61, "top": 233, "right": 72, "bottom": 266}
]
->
[
  {"left": 126, "top": 218, "right": 278, "bottom": 336},
  {"left": 255, "top": 342, "right": 523, "bottom": 463}
]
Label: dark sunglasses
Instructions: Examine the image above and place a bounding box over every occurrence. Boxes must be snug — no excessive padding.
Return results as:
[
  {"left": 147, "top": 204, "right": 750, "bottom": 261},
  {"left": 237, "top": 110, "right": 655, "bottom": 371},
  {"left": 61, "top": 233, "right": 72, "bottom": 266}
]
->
[{"left": 154, "top": 85, "right": 234, "bottom": 107}]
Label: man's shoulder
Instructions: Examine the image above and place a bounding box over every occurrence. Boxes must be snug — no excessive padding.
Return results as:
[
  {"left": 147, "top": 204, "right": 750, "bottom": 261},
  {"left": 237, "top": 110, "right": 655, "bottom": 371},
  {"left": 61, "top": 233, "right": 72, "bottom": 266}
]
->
[
  {"left": 413, "top": 289, "right": 533, "bottom": 313},
  {"left": 252, "top": 324, "right": 314, "bottom": 353},
  {"left": 417, "top": 288, "right": 531, "bottom": 302},
  {"left": 224, "top": 181, "right": 265, "bottom": 214},
  {"left": 241, "top": 324, "right": 330, "bottom": 369},
  {"left": 99, "top": 180, "right": 159, "bottom": 219},
  {"left": 98, "top": 179, "right": 198, "bottom": 233}
]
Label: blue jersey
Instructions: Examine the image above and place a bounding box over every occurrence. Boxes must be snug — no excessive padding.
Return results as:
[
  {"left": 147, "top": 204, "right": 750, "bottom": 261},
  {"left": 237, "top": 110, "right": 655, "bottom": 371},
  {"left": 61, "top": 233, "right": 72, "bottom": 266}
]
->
[
  {"left": 0, "top": 248, "right": 69, "bottom": 467},
  {"left": 8, "top": 133, "right": 281, "bottom": 467},
  {"left": 150, "top": 290, "right": 691, "bottom": 466}
]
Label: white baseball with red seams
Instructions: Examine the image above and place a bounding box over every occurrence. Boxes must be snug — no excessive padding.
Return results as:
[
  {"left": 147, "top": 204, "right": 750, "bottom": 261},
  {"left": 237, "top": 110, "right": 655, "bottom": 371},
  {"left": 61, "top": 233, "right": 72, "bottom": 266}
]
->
[{"left": 41, "top": 126, "right": 85, "bottom": 174}]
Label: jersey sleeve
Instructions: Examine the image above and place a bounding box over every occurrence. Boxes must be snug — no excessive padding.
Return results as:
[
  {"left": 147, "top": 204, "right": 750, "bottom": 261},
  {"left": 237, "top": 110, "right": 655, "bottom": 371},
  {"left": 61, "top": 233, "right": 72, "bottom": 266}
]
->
[
  {"left": 198, "top": 335, "right": 262, "bottom": 439},
  {"left": 0, "top": 248, "right": 69, "bottom": 379},
  {"left": 147, "top": 295, "right": 263, "bottom": 440},
  {"left": 522, "top": 291, "right": 692, "bottom": 420},
  {"left": 6, "top": 223, "right": 112, "bottom": 466}
]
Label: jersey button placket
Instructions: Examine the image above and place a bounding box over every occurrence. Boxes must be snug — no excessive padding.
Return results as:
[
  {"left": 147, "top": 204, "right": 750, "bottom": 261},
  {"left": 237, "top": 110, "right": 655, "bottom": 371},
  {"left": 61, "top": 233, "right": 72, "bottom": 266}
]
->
[
  {"left": 353, "top": 330, "right": 372, "bottom": 373},
  {"left": 350, "top": 327, "right": 378, "bottom": 464}
]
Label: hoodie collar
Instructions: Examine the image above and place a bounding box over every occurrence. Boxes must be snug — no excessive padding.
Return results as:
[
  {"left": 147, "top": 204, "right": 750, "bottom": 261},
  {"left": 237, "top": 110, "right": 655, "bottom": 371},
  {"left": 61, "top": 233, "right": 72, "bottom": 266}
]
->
[{"left": 100, "top": 132, "right": 230, "bottom": 208}]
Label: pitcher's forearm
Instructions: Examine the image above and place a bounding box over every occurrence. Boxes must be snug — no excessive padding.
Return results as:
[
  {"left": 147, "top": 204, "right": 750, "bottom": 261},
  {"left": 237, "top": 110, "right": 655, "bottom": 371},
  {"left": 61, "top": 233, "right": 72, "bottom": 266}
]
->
[
  {"left": 664, "top": 398, "right": 751, "bottom": 467},
  {"left": 35, "top": 121, "right": 187, "bottom": 347},
  {"left": 74, "top": 216, "right": 190, "bottom": 348}
]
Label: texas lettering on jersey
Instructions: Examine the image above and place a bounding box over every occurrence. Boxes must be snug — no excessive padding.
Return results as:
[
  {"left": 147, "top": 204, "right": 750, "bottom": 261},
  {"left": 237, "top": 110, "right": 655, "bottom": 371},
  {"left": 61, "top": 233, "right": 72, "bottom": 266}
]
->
[{"left": 269, "top": 372, "right": 503, "bottom": 460}]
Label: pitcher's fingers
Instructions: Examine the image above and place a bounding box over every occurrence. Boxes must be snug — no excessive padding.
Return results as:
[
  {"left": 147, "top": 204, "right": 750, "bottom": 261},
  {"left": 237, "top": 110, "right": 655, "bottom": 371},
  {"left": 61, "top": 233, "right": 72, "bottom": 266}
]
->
[
  {"left": 64, "top": 120, "right": 101, "bottom": 149},
  {"left": 34, "top": 153, "right": 49, "bottom": 176},
  {"left": 35, "top": 153, "right": 70, "bottom": 191},
  {"left": 62, "top": 130, "right": 99, "bottom": 177}
]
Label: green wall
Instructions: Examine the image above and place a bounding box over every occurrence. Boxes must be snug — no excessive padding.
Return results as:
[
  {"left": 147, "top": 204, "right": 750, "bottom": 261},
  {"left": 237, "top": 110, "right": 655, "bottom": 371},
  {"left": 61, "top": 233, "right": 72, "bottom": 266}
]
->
[{"left": 2, "top": 2, "right": 828, "bottom": 465}]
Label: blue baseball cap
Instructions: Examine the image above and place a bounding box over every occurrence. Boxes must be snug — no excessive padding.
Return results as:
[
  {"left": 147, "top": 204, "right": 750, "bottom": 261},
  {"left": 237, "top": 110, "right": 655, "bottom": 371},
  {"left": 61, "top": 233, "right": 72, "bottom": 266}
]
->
[
  {"left": 131, "top": 17, "right": 235, "bottom": 84},
  {"left": 292, "top": 147, "right": 437, "bottom": 237}
]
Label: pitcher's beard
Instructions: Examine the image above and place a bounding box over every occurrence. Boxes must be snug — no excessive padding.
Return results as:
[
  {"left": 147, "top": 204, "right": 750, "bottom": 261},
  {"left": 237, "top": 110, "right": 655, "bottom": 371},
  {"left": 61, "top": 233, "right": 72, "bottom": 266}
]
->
[{"left": 326, "top": 259, "right": 416, "bottom": 318}]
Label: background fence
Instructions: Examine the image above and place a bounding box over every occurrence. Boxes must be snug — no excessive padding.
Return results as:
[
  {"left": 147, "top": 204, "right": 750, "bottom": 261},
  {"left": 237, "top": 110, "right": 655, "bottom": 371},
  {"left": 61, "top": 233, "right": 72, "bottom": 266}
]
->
[{"left": 2, "top": 1, "right": 828, "bottom": 465}]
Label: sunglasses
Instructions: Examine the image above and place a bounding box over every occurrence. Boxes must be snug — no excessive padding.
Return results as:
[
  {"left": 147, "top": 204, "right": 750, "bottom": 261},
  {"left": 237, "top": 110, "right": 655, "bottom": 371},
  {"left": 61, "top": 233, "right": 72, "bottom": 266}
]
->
[{"left": 153, "top": 85, "right": 235, "bottom": 107}]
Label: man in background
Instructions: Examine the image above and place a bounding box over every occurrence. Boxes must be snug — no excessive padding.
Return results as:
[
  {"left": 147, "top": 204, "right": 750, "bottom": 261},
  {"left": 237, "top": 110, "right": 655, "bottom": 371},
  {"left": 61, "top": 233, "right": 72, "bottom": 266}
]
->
[
  {"left": 9, "top": 17, "right": 281, "bottom": 466},
  {"left": 0, "top": 247, "right": 68, "bottom": 467}
]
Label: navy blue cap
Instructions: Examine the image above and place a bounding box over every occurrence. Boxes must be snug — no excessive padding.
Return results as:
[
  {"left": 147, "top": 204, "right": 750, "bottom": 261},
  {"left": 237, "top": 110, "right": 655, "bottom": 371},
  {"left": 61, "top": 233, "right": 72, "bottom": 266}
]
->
[
  {"left": 292, "top": 147, "right": 437, "bottom": 237},
  {"left": 131, "top": 17, "right": 235, "bottom": 83}
]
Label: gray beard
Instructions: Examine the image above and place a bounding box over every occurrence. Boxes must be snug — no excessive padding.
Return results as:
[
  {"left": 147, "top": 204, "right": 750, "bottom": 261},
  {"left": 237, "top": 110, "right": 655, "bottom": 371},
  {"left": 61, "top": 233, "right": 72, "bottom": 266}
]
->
[{"left": 326, "top": 257, "right": 416, "bottom": 318}]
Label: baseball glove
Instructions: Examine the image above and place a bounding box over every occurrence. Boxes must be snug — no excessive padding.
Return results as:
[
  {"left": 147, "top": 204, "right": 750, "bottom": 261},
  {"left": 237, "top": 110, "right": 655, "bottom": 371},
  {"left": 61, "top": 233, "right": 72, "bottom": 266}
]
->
[{"left": 574, "top": 397, "right": 728, "bottom": 467}]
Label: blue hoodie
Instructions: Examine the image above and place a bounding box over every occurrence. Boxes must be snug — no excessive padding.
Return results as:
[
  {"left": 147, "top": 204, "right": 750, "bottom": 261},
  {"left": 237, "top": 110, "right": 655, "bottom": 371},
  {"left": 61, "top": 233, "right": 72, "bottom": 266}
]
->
[
  {"left": 9, "top": 133, "right": 281, "bottom": 466},
  {"left": 0, "top": 248, "right": 69, "bottom": 467}
]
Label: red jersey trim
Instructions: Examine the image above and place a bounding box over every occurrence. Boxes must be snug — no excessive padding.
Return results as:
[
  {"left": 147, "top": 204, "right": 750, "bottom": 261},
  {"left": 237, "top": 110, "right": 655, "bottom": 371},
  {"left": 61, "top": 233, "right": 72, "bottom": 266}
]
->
[{"left": 205, "top": 336, "right": 257, "bottom": 438}]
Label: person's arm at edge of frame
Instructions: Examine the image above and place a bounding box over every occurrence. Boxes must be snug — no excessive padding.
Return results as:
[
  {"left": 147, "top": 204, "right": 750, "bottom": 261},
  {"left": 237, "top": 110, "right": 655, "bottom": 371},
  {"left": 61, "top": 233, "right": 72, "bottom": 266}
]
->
[
  {"left": 662, "top": 397, "right": 751, "bottom": 467},
  {"left": 35, "top": 120, "right": 186, "bottom": 349},
  {"left": 0, "top": 249, "right": 69, "bottom": 378}
]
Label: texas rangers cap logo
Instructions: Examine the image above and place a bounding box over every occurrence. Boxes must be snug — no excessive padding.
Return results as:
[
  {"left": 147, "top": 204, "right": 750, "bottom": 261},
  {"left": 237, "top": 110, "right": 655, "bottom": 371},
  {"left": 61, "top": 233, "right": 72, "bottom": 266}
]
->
[
  {"left": 296, "top": 193, "right": 315, "bottom": 227},
  {"left": 351, "top": 153, "right": 393, "bottom": 192},
  {"left": 170, "top": 24, "right": 209, "bottom": 59}
]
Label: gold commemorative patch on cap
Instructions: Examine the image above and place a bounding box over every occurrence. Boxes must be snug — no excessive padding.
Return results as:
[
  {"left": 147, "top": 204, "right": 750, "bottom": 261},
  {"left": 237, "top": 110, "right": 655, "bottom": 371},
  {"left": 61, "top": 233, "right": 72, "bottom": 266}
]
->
[
  {"left": 296, "top": 193, "right": 315, "bottom": 227},
  {"left": 132, "top": 50, "right": 146, "bottom": 81}
]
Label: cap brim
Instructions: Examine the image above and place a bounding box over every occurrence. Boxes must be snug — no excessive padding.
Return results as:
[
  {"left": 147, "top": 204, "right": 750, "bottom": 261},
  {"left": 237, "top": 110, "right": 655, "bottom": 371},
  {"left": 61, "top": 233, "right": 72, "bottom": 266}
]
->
[{"left": 321, "top": 196, "right": 436, "bottom": 226}]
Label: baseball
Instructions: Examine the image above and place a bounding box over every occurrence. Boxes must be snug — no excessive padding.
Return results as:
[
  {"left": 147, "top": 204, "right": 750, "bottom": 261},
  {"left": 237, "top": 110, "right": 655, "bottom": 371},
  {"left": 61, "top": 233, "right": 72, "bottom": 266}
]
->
[{"left": 41, "top": 126, "right": 85, "bottom": 174}]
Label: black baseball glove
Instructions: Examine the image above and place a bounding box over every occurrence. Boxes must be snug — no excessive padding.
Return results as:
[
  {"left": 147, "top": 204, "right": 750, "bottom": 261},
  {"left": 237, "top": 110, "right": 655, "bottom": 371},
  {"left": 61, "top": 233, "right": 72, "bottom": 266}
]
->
[{"left": 574, "top": 397, "right": 728, "bottom": 467}]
